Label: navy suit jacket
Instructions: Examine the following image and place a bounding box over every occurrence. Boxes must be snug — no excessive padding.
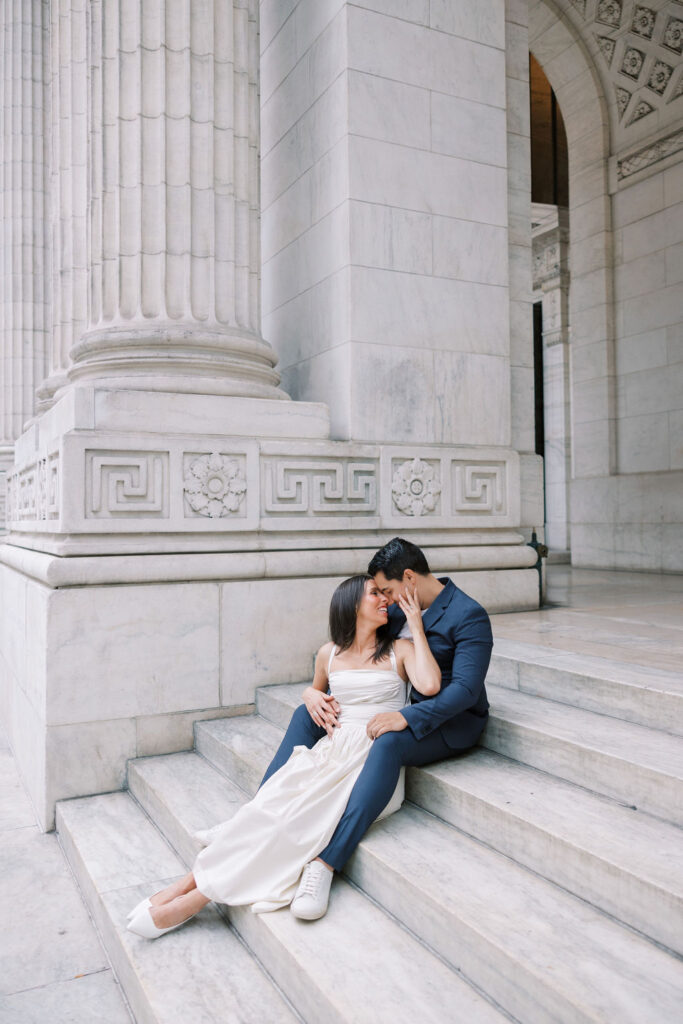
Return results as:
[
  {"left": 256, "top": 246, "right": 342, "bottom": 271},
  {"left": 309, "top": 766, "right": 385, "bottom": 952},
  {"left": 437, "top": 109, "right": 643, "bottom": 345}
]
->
[{"left": 389, "top": 578, "right": 492, "bottom": 749}]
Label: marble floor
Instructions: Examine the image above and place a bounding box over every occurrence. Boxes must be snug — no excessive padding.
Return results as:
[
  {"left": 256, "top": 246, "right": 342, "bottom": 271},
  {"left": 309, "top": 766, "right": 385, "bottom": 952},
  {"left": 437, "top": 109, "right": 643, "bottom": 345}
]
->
[
  {"left": 491, "top": 566, "right": 683, "bottom": 675},
  {"left": 0, "top": 730, "right": 132, "bottom": 1023}
]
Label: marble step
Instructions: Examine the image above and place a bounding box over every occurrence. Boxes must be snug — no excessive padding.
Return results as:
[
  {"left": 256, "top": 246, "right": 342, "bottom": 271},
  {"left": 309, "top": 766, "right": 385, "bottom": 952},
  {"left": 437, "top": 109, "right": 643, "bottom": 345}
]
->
[
  {"left": 408, "top": 749, "right": 683, "bottom": 954},
  {"left": 197, "top": 704, "right": 683, "bottom": 953},
  {"left": 194, "top": 713, "right": 283, "bottom": 794},
  {"left": 55, "top": 791, "right": 300, "bottom": 1024},
  {"left": 127, "top": 754, "right": 507, "bottom": 1024},
  {"left": 484, "top": 684, "right": 683, "bottom": 826},
  {"left": 255, "top": 680, "right": 683, "bottom": 829},
  {"left": 487, "top": 639, "right": 683, "bottom": 735},
  {"left": 129, "top": 751, "right": 683, "bottom": 1024}
]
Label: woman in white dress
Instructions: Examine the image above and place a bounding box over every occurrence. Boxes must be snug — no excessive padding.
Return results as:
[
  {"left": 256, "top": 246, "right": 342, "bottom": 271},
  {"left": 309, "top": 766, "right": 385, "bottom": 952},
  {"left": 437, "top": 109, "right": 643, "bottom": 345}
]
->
[{"left": 127, "top": 574, "right": 441, "bottom": 938}]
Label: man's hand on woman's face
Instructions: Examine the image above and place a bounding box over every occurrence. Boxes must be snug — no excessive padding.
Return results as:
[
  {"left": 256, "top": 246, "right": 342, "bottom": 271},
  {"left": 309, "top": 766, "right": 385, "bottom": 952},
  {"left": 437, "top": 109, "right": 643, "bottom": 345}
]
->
[
  {"left": 396, "top": 584, "right": 424, "bottom": 636},
  {"left": 304, "top": 688, "right": 340, "bottom": 736}
]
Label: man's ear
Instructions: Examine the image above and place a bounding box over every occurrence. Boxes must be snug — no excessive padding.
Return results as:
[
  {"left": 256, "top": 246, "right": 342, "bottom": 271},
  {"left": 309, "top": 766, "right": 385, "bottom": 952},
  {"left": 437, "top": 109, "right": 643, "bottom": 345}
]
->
[{"left": 403, "top": 569, "right": 416, "bottom": 585}]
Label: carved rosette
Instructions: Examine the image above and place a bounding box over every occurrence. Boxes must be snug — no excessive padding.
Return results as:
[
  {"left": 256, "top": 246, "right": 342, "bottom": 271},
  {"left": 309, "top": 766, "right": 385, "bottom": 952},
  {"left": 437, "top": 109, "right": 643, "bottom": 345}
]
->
[
  {"left": 391, "top": 458, "right": 441, "bottom": 516},
  {"left": 183, "top": 453, "right": 247, "bottom": 518}
]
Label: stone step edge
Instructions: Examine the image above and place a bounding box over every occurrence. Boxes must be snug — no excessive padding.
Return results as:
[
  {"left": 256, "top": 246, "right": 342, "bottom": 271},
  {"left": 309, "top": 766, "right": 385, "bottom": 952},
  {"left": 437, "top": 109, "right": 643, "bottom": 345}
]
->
[
  {"left": 193, "top": 713, "right": 683, "bottom": 954},
  {"left": 490, "top": 639, "right": 683, "bottom": 691},
  {"left": 126, "top": 758, "right": 511, "bottom": 1024},
  {"left": 130, "top": 751, "right": 682, "bottom": 1024},
  {"left": 488, "top": 642, "right": 683, "bottom": 736},
  {"left": 55, "top": 793, "right": 302, "bottom": 1024},
  {"left": 254, "top": 680, "right": 683, "bottom": 796}
]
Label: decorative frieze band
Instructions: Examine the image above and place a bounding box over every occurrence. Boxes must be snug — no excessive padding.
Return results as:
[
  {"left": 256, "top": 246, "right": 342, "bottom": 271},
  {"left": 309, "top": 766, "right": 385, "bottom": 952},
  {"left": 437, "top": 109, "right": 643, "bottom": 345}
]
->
[
  {"left": 6, "top": 441, "right": 519, "bottom": 533},
  {"left": 616, "top": 126, "right": 683, "bottom": 180},
  {"left": 6, "top": 453, "right": 60, "bottom": 523}
]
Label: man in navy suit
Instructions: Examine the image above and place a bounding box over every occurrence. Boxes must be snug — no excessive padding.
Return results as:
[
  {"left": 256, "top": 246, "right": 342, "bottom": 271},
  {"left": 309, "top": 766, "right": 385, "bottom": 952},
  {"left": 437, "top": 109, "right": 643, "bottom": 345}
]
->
[{"left": 260, "top": 537, "right": 493, "bottom": 919}]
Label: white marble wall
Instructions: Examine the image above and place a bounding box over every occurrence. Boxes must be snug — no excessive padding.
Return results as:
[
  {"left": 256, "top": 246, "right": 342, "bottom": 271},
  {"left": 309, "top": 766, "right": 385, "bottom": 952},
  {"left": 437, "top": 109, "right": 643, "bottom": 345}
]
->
[
  {"left": 613, "top": 162, "right": 682, "bottom": 476},
  {"left": 530, "top": 0, "right": 683, "bottom": 571},
  {"left": 571, "top": 158, "right": 683, "bottom": 572},
  {"left": 262, "top": 0, "right": 513, "bottom": 445}
]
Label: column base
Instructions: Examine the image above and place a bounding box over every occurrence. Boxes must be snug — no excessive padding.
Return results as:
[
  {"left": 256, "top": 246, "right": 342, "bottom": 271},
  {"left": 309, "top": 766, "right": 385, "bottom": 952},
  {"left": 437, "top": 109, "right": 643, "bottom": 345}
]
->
[{"left": 68, "top": 323, "right": 289, "bottom": 401}]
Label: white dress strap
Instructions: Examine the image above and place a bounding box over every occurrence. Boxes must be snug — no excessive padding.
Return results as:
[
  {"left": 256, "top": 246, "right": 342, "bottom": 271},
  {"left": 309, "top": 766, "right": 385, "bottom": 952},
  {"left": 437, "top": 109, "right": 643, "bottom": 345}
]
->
[
  {"left": 389, "top": 645, "right": 397, "bottom": 672},
  {"left": 327, "top": 644, "right": 337, "bottom": 674}
]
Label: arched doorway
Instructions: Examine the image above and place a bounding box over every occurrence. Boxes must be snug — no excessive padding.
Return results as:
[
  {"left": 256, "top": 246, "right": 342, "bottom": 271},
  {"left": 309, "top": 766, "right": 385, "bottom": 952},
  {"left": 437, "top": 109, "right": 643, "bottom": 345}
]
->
[
  {"left": 529, "top": 2, "right": 616, "bottom": 565},
  {"left": 530, "top": 55, "right": 571, "bottom": 561}
]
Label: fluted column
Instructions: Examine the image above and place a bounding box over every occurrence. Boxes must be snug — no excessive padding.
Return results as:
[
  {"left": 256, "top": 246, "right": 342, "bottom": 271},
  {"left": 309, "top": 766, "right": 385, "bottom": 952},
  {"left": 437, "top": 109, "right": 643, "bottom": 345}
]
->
[
  {"left": 35, "top": 0, "right": 88, "bottom": 407},
  {"left": 0, "top": 0, "right": 50, "bottom": 432},
  {"left": 64, "top": 0, "right": 283, "bottom": 399}
]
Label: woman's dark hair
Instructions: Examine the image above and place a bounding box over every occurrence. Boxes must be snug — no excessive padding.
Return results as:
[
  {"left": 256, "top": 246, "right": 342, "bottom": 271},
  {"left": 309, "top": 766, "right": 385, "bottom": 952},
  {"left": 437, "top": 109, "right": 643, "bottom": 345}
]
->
[
  {"left": 367, "top": 537, "right": 430, "bottom": 580},
  {"left": 329, "top": 574, "right": 392, "bottom": 664}
]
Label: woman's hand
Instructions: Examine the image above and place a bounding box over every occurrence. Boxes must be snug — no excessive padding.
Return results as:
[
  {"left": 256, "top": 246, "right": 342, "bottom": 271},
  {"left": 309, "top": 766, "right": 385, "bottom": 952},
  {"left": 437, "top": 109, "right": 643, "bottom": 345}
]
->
[
  {"left": 396, "top": 584, "right": 424, "bottom": 637},
  {"left": 303, "top": 686, "right": 340, "bottom": 737}
]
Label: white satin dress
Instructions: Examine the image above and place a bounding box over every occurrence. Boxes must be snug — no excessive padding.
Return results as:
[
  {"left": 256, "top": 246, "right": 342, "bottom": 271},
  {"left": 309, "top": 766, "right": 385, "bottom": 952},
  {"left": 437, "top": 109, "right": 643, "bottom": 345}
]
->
[{"left": 192, "top": 646, "right": 408, "bottom": 912}]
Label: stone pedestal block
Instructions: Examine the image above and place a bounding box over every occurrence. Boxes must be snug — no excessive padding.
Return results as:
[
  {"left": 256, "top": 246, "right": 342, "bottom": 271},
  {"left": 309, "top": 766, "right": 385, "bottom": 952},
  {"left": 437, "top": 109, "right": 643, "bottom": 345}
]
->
[{"left": 0, "top": 549, "right": 538, "bottom": 831}]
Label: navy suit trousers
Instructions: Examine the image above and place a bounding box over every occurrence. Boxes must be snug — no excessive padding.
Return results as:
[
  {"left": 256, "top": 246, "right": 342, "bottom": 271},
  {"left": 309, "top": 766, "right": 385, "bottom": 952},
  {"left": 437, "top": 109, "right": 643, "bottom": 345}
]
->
[{"left": 259, "top": 703, "right": 465, "bottom": 872}]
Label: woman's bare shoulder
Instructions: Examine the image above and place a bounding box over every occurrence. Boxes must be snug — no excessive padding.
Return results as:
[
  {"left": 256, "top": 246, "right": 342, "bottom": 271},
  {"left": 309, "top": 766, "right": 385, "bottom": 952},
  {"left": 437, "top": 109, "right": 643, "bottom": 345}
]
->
[{"left": 316, "top": 640, "right": 335, "bottom": 662}]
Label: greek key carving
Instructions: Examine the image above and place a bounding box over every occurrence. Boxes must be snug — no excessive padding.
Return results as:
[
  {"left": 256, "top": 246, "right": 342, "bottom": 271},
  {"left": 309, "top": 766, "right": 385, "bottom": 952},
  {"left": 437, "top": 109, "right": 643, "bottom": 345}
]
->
[
  {"left": 452, "top": 462, "right": 506, "bottom": 514},
  {"left": 263, "top": 459, "right": 377, "bottom": 515},
  {"left": 36, "top": 453, "right": 59, "bottom": 520},
  {"left": 183, "top": 452, "right": 248, "bottom": 518},
  {"left": 391, "top": 458, "right": 441, "bottom": 516},
  {"left": 86, "top": 451, "right": 168, "bottom": 518},
  {"left": 12, "top": 464, "right": 39, "bottom": 521}
]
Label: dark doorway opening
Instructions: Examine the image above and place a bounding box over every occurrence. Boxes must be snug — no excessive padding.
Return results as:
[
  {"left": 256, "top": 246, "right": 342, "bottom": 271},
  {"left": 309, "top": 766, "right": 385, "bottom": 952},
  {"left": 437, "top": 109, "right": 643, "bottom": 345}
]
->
[{"left": 533, "top": 301, "right": 545, "bottom": 460}]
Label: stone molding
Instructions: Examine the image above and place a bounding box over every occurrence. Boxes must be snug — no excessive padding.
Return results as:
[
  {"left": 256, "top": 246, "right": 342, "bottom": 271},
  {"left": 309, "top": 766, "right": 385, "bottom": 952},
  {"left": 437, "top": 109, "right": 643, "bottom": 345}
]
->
[
  {"left": 614, "top": 123, "right": 683, "bottom": 179},
  {"left": 6, "top": 439, "right": 521, "bottom": 536},
  {"left": 0, "top": 539, "right": 538, "bottom": 589}
]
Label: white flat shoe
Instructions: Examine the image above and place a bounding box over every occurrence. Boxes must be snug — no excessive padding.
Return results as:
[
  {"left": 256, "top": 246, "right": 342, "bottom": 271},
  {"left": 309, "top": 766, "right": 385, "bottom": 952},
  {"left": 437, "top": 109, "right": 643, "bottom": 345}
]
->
[
  {"left": 126, "top": 897, "right": 152, "bottom": 923},
  {"left": 290, "top": 861, "right": 333, "bottom": 921},
  {"left": 126, "top": 905, "right": 189, "bottom": 939}
]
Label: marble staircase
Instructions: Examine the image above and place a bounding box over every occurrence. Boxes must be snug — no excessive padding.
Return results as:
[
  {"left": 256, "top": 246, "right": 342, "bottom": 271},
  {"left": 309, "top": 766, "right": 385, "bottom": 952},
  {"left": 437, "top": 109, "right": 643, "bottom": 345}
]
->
[{"left": 56, "top": 643, "right": 683, "bottom": 1024}]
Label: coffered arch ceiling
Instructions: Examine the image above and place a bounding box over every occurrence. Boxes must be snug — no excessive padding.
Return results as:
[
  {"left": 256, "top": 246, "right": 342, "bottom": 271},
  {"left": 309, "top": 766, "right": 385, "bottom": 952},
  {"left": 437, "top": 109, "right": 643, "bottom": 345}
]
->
[{"left": 533, "top": 1, "right": 683, "bottom": 171}]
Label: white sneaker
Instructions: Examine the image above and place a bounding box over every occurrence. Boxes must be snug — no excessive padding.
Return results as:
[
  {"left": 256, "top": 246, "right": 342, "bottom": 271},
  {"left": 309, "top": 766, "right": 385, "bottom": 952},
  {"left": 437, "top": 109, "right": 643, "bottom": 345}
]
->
[{"left": 290, "top": 860, "right": 333, "bottom": 920}]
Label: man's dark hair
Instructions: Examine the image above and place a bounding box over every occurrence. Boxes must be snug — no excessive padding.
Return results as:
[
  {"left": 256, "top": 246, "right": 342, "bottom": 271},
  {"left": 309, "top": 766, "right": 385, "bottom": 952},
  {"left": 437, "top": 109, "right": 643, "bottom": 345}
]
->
[
  {"left": 367, "top": 537, "right": 430, "bottom": 580},
  {"left": 329, "top": 574, "right": 392, "bottom": 664}
]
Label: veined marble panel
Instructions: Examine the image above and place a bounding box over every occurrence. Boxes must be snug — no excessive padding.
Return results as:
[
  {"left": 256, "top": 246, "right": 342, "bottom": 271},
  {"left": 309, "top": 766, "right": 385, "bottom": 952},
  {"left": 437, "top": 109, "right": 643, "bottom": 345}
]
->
[
  {"left": 349, "top": 203, "right": 433, "bottom": 276},
  {"left": 46, "top": 583, "right": 220, "bottom": 725},
  {"left": 261, "top": 9, "right": 347, "bottom": 155},
  {"left": 431, "top": 0, "right": 506, "bottom": 48},
  {"left": 349, "top": 268, "right": 509, "bottom": 356},
  {"left": 348, "top": 71, "right": 431, "bottom": 150},
  {"left": 260, "top": 72, "right": 349, "bottom": 210},
  {"left": 349, "top": 136, "right": 509, "bottom": 226},
  {"left": 433, "top": 219, "right": 509, "bottom": 286},
  {"left": 262, "top": 137, "right": 349, "bottom": 263},
  {"left": 346, "top": 6, "right": 506, "bottom": 108}
]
